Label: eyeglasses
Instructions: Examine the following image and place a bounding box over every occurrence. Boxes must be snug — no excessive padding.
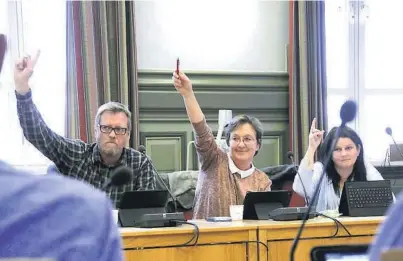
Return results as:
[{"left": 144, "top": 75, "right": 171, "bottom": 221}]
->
[
  {"left": 230, "top": 136, "right": 256, "bottom": 145},
  {"left": 99, "top": 125, "right": 128, "bottom": 135}
]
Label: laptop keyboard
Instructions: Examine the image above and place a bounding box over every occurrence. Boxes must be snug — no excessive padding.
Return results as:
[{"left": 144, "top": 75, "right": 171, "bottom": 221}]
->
[{"left": 348, "top": 187, "right": 393, "bottom": 208}]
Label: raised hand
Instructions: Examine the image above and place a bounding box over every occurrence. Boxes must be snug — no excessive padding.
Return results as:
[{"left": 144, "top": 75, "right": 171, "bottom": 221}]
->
[
  {"left": 308, "top": 118, "right": 325, "bottom": 151},
  {"left": 172, "top": 71, "right": 193, "bottom": 98},
  {"left": 14, "top": 50, "right": 40, "bottom": 95}
]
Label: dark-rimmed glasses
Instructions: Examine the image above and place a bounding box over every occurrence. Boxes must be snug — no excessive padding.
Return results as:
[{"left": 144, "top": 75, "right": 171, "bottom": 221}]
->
[{"left": 99, "top": 125, "right": 128, "bottom": 135}]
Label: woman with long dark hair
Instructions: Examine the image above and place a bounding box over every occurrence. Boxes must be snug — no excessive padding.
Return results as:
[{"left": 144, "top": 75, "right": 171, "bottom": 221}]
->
[{"left": 293, "top": 118, "right": 385, "bottom": 212}]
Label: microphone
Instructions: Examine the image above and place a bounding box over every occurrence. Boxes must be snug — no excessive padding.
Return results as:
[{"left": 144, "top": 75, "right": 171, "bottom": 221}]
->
[
  {"left": 339, "top": 100, "right": 356, "bottom": 127},
  {"left": 0, "top": 34, "right": 7, "bottom": 73},
  {"left": 290, "top": 100, "right": 357, "bottom": 261},
  {"left": 102, "top": 166, "right": 133, "bottom": 190},
  {"left": 138, "top": 145, "right": 146, "bottom": 154},
  {"left": 385, "top": 127, "right": 403, "bottom": 160},
  {"left": 138, "top": 145, "right": 178, "bottom": 213},
  {"left": 286, "top": 151, "right": 309, "bottom": 206}
]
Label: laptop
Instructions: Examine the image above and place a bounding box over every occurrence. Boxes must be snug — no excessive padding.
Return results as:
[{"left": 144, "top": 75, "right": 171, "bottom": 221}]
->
[
  {"left": 118, "top": 190, "right": 169, "bottom": 227},
  {"left": 118, "top": 190, "right": 169, "bottom": 209},
  {"left": 311, "top": 244, "right": 369, "bottom": 261},
  {"left": 338, "top": 180, "right": 393, "bottom": 217},
  {"left": 242, "top": 190, "right": 292, "bottom": 220}
]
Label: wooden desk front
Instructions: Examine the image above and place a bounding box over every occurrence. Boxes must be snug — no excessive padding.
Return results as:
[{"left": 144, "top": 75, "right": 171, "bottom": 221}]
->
[
  {"left": 121, "top": 216, "right": 384, "bottom": 261},
  {"left": 121, "top": 221, "right": 260, "bottom": 261},
  {"left": 257, "top": 216, "right": 384, "bottom": 261}
]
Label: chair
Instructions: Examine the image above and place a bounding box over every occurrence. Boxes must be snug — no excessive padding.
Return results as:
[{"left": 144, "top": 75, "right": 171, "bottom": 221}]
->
[{"left": 260, "top": 164, "right": 305, "bottom": 207}]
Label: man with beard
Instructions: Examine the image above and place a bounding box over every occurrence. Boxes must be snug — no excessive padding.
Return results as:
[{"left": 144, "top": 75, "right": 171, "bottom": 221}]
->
[
  {"left": 14, "top": 50, "right": 156, "bottom": 208},
  {"left": 0, "top": 34, "right": 123, "bottom": 260}
]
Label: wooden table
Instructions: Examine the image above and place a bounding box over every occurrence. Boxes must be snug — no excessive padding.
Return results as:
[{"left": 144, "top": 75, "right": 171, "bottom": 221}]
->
[
  {"left": 121, "top": 221, "right": 260, "bottom": 261},
  {"left": 121, "top": 216, "right": 384, "bottom": 261},
  {"left": 257, "top": 216, "right": 384, "bottom": 261}
]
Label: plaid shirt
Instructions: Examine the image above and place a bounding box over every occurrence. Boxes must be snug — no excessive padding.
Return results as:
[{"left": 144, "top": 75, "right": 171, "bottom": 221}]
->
[{"left": 16, "top": 90, "right": 156, "bottom": 208}]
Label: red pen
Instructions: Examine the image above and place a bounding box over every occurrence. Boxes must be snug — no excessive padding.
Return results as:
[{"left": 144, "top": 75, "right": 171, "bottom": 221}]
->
[{"left": 176, "top": 57, "right": 180, "bottom": 76}]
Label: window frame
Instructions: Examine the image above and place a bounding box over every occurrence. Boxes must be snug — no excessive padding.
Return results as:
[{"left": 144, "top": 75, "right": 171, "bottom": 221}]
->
[
  {"left": 326, "top": 0, "right": 403, "bottom": 164},
  {"left": 1, "top": 0, "right": 66, "bottom": 171}
]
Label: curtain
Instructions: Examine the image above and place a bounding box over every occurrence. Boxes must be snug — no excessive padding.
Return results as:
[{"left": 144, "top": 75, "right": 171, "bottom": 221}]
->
[
  {"left": 66, "top": 1, "right": 140, "bottom": 148},
  {"left": 289, "top": 0, "right": 328, "bottom": 162}
]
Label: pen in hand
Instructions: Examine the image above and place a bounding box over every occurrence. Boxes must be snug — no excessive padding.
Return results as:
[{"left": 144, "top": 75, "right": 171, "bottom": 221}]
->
[{"left": 176, "top": 57, "right": 180, "bottom": 77}]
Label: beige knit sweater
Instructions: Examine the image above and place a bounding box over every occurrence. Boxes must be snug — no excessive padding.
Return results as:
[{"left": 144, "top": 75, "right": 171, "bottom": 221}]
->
[{"left": 192, "top": 118, "right": 272, "bottom": 219}]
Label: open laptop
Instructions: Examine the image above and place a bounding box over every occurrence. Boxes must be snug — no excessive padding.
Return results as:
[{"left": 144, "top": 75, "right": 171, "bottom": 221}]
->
[
  {"left": 243, "top": 190, "right": 292, "bottom": 220},
  {"left": 311, "top": 244, "right": 369, "bottom": 261},
  {"left": 118, "top": 190, "right": 169, "bottom": 227}
]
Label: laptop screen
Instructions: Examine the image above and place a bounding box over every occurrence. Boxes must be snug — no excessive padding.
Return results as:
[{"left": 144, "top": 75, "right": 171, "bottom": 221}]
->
[
  {"left": 311, "top": 244, "right": 369, "bottom": 261},
  {"left": 325, "top": 253, "right": 368, "bottom": 261}
]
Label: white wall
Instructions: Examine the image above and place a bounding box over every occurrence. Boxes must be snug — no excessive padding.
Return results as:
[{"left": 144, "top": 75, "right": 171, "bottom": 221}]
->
[{"left": 135, "top": 1, "right": 289, "bottom": 72}]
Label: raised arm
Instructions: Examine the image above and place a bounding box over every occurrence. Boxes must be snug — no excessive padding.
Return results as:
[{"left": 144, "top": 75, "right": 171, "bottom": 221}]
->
[
  {"left": 172, "top": 72, "right": 220, "bottom": 171},
  {"left": 293, "top": 118, "right": 325, "bottom": 199},
  {"left": 14, "top": 51, "right": 86, "bottom": 173},
  {"left": 172, "top": 72, "right": 203, "bottom": 124}
]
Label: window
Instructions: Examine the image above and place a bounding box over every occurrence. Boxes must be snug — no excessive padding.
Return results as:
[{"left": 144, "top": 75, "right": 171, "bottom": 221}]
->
[
  {"left": 325, "top": 0, "right": 355, "bottom": 131},
  {"left": 0, "top": 0, "right": 66, "bottom": 172},
  {"left": 325, "top": 0, "right": 403, "bottom": 163}
]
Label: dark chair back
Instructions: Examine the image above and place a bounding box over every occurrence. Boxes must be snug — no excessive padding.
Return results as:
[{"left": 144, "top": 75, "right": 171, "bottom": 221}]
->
[{"left": 260, "top": 164, "right": 305, "bottom": 207}]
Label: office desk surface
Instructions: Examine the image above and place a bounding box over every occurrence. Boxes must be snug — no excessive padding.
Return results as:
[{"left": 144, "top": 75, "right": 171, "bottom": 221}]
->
[
  {"left": 120, "top": 216, "right": 384, "bottom": 261},
  {"left": 121, "top": 219, "right": 259, "bottom": 236},
  {"left": 253, "top": 215, "right": 384, "bottom": 226}
]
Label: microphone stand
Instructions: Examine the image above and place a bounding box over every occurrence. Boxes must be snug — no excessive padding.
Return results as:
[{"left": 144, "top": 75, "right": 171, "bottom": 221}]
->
[
  {"left": 290, "top": 122, "right": 348, "bottom": 261},
  {"left": 288, "top": 153, "right": 309, "bottom": 206},
  {"left": 140, "top": 150, "right": 178, "bottom": 213},
  {"left": 290, "top": 100, "right": 357, "bottom": 261},
  {"left": 390, "top": 135, "right": 403, "bottom": 160}
]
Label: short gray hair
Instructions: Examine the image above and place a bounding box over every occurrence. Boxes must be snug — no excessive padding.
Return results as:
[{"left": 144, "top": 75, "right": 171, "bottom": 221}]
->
[
  {"left": 224, "top": 114, "right": 264, "bottom": 155},
  {"left": 95, "top": 102, "right": 132, "bottom": 132}
]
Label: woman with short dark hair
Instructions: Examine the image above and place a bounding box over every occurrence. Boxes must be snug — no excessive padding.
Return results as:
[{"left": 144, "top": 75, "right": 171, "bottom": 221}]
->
[{"left": 172, "top": 71, "right": 272, "bottom": 219}]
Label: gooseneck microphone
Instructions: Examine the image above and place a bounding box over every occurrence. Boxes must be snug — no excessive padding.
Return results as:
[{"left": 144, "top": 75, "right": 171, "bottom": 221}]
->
[
  {"left": 102, "top": 166, "right": 133, "bottom": 190},
  {"left": 385, "top": 127, "right": 403, "bottom": 160},
  {"left": 138, "top": 145, "right": 178, "bottom": 213},
  {"left": 290, "top": 100, "right": 357, "bottom": 261},
  {"left": 286, "top": 151, "right": 309, "bottom": 206}
]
